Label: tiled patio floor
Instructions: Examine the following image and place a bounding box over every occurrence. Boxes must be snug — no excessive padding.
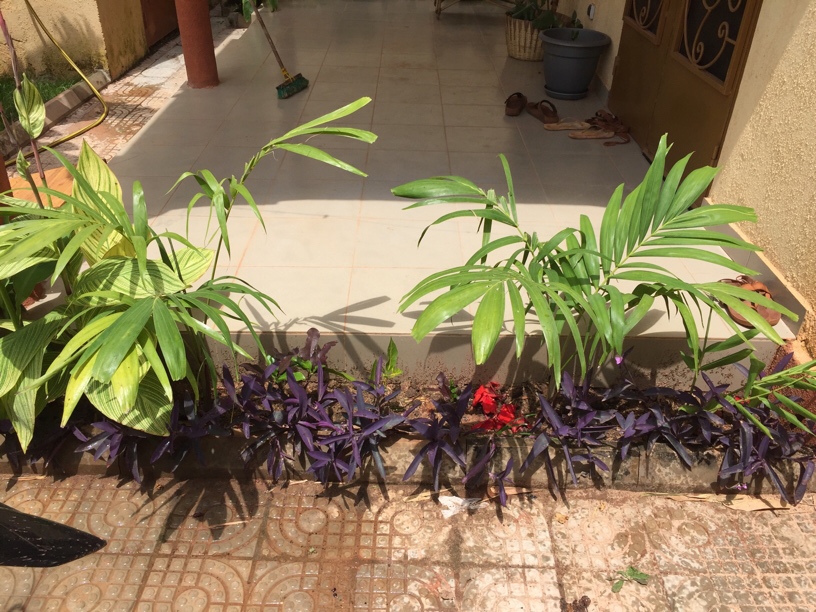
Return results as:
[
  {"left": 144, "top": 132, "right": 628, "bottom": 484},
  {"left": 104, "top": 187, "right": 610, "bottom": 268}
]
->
[
  {"left": 2, "top": 476, "right": 814, "bottom": 611},
  {"left": 89, "top": 0, "right": 794, "bottom": 380}
]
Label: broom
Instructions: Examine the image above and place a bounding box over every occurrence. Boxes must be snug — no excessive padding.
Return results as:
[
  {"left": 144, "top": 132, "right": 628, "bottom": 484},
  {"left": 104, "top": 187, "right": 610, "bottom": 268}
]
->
[{"left": 250, "top": 1, "right": 308, "bottom": 99}]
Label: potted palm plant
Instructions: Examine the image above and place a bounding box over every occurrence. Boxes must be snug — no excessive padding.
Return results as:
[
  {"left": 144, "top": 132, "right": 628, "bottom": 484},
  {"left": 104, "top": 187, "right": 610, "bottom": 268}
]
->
[{"left": 505, "top": 0, "right": 581, "bottom": 61}]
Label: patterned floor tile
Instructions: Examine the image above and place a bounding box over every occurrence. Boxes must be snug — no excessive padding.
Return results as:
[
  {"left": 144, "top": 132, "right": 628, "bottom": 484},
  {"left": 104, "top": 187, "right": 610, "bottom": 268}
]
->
[
  {"left": 156, "top": 480, "right": 265, "bottom": 557},
  {"left": 353, "top": 563, "right": 456, "bottom": 611},
  {"left": 0, "top": 566, "right": 40, "bottom": 611},
  {"left": 640, "top": 498, "right": 730, "bottom": 574},
  {"left": 550, "top": 493, "right": 650, "bottom": 572},
  {"left": 1, "top": 478, "right": 87, "bottom": 524},
  {"left": 262, "top": 492, "right": 369, "bottom": 561},
  {"left": 558, "top": 568, "right": 671, "bottom": 612},
  {"left": 458, "top": 497, "right": 555, "bottom": 568},
  {"left": 25, "top": 553, "right": 150, "bottom": 612},
  {"left": 367, "top": 493, "right": 453, "bottom": 563},
  {"left": 248, "top": 560, "right": 352, "bottom": 610},
  {"left": 459, "top": 567, "right": 561, "bottom": 612},
  {"left": 135, "top": 557, "right": 251, "bottom": 612},
  {"left": 67, "top": 482, "right": 173, "bottom": 555}
]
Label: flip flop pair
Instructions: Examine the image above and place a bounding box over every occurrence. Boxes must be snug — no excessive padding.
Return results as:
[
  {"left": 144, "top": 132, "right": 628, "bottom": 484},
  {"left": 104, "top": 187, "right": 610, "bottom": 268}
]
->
[
  {"left": 526, "top": 99, "right": 559, "bottom": 124},
  {"left": 569, "top": 110, "right": 631, "bottom": 146},
  {"left": 719, "top": 275, "right": 782, "bottom": 327},
  {"left": 504, "top": 94, "right": 561, "bottom": 124},
  {"left": 504, "top": 92, "right": 527, "bottom": 116}
]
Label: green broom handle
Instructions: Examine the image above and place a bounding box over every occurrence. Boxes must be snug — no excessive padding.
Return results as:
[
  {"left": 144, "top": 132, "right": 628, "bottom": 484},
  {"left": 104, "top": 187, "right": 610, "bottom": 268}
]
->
[{"left": 252, "top": 2, "right": 293, "bottom": 80}]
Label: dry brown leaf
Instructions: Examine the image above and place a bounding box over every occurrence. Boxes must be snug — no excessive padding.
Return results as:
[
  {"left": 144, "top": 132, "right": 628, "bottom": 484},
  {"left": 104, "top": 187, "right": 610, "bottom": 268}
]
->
[
  {"left": 662, "top": 493, "right": 790, "bottom": 511},
  {"left": 486, "top": 485, "right": 531, "bottom": 500},
  {"left": 406, "top": 491, "right": 436, "bottom": 503},
  {"left": 554, "top": 512, "right": 570, "bottom": 524},
  {"left": 206, "top": 520, "right": 248, "bottom": 528}
]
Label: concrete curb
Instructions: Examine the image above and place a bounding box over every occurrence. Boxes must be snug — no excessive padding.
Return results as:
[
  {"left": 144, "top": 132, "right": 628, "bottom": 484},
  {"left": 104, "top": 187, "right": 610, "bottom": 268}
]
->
[
  {"left": 0, "top": 69, "right": 111, "bottom": 158},
  {"left": 19, "top": 433, "right": 813, "bottom": 498}
]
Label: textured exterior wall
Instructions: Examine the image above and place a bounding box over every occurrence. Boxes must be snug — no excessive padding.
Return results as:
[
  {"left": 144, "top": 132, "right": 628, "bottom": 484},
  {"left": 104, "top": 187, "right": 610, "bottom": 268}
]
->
[
  {"left": 558, "top": 0, "right": 626, "bottom": 91},
  {"left": 709, "top": 0, "right": 816, "bottom": 353},
  {"left": 0, "top": 0, "right": 148, "bottom": 80},
  {"left": 0, "top": 0, "right": 106, "bottom": 76},
  {"left": 96, "top": 0, "right": 147, "bottom": 79}
]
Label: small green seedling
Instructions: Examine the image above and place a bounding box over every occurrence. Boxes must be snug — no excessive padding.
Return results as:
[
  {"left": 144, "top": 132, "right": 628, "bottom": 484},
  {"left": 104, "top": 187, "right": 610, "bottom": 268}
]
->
[
  {"left": 370, "top": 338, "right": 403, "bottom": 382},
  {"left": 609, "top": 566, "right": 650, "bottom": 593}
]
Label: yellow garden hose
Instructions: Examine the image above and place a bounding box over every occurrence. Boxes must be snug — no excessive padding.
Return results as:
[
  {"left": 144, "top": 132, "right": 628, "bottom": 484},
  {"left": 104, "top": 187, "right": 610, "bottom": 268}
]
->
[{"left": 4, "top": 0, "right": 109, "bottom": 167}]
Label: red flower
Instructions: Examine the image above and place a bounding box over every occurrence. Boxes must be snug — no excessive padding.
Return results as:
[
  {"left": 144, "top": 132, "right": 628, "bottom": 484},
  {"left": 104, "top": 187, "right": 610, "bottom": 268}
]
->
[
  {"left": 472, "top": 403, "right": 526, "bottom": 433},
  {"left": 474, "top": 382, "right": 502, "bottom": 416},
  {"left": 495, "top": 404, "right": 516, "bottom": 425}
]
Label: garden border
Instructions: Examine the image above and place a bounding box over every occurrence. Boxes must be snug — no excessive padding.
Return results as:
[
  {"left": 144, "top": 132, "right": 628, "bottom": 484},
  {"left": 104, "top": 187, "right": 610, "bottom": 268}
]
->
[{"left": 14, "top": 434, "right": 813, "bottom": 498}]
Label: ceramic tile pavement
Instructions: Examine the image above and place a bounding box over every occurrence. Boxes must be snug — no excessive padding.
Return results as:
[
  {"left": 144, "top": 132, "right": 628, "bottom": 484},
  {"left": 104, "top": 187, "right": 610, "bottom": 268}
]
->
[
  {"left": 22, "top": 0, "right": 794, "bottom": 351},
  {"left": 2, "top": 476, "right": 815, "bottom": 611},
  {"left": 96, "top": 0, "right": 789, "bottom": 341}
]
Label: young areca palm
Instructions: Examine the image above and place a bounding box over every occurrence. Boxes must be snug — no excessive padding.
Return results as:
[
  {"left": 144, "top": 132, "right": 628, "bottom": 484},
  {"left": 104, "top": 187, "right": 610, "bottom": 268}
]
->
[{"left": 394, "top": 136, "right": 793, "bottom": 388}]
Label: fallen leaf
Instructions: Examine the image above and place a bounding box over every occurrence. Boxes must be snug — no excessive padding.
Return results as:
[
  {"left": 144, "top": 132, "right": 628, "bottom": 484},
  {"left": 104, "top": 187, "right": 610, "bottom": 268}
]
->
[
  {"left": 554, "top": 512, "right": 570, "bottom": 524},
  {"left": 659, "top": 493, "right": 790, "bottom": 511},
  {"left": 206, "top": 520, "right": 248, "bottom": 528},
  {"left": 406, "top": 491, "right": 436, "bottom": 503},
  {"left": 487, "top": 484, "right": 531, "bottom": 500}
]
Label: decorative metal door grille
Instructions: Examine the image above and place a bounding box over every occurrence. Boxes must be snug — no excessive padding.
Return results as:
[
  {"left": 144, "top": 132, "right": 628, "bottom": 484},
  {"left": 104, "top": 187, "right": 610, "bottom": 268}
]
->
[
  {"left": 629, "top": 0, "right": 666, "bottom": 35},
  {"left": 678, "top": 0, "right": 748, "bottom": 83}
]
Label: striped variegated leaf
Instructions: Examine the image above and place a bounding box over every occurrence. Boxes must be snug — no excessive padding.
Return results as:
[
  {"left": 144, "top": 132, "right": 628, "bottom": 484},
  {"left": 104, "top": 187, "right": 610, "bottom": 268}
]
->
[
  {"left": 74, "top": 258, "right": 186, "bottom": 301},
  {"left": 0, "top": 318, "right": 61, "bottom": 397},
  {"left": 85, "top": 368, "right": 172, "bottom": 436},
  {"left": 72, "top": 141, "right": 134, "bottom": 263},
  {"left": 2, "top": 350, "right": 47, "bottom": 451},
  {"left": 14, "top": 75, "right": 45, "bottom": 139},
  {"left": 172, "top": 247, "right": 214, "bottom": 286}
]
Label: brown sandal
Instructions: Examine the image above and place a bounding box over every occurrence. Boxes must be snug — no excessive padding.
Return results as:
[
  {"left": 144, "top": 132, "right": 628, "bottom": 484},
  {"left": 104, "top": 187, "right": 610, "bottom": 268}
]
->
[
  {"left": 577, "top": 110, "right": 631, "bottom": 146},
  {"left": 526, "top": 99, "right": 559, "bottom": 124},
  {"left": 543, "top": 120, "right": 590, "bottom": 131},
  {"left": 719, "top": 275, "right": 782, "bottom": 328},
  {"left": 568, "top": 127, "right": 614, "bottom": 139},
  {"left": 504, "top": 92, "right": 527, "bottom": 117}
]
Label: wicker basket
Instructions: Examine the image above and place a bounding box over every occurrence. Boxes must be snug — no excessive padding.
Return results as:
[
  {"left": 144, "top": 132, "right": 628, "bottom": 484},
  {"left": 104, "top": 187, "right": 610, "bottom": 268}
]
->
[{"left": 505, "top": 16, "right": 544, "bottom": 61}]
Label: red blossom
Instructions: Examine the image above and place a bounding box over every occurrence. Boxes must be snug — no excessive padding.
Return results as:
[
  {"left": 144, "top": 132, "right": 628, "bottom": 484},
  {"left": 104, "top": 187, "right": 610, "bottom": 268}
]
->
[
  {"left": 472, "top": 403, "right": 526, "bottom": 433},
  {"left": 474, "top": 382, "right": 502, "bottom": 416}
]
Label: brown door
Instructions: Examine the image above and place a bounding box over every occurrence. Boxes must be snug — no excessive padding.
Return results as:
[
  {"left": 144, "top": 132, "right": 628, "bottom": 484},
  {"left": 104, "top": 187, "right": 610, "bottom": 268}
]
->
[
  {"left": 141, "top": 0, "right": 179, "bottom": 47},
  {"left": 609, "top": 0, "right": 763, "bottom": 171}
]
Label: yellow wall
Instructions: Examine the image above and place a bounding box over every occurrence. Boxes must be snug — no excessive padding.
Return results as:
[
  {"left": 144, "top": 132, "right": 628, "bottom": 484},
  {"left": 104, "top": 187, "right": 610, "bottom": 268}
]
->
[
  {"left": 96, "top": 0, "right": 147, "bottom": 79},
  {"left": 709, "top": 0, "right": 816, "bottom": 353},
  {"left": 0, "top": 0, "right": 106, "bottom": 76},
  {"left": 558, "top": 0, "right": 627, "bottom": 91},
  {"left": 0, "top": 0, "right": 147, "bottom": 79}
]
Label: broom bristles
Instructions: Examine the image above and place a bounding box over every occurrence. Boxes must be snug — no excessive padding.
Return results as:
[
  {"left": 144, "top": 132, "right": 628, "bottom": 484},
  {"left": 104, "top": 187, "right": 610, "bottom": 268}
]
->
[{"left": 276, "top": 73, "right": 309, "bottom": 99}]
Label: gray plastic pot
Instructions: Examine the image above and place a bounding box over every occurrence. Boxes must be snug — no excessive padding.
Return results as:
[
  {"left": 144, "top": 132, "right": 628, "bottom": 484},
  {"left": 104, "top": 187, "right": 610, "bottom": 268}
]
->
[{"left": 538, "top": 28, "right": 611, "bottom": 100}]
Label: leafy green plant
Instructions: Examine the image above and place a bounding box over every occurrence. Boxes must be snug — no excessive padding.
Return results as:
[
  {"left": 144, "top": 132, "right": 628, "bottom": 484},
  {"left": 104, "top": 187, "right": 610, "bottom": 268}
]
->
[
  {"left": 508, "top": 0, "right": 582, "bottom": 29},
  {"left": 241, "top": 0, "right": 278, "bottom": 23},
  {"left": 0, "top": 94, "right": 376, "bottom": 451},
  {"left": 393, "top": 136, "right": 794, "bottom": 396},
  {"left": 370, "top": 338, "right": 402, "bottom": 382},
  {"left": 609, "top": 566, "right": 650, "bottom": 593}
]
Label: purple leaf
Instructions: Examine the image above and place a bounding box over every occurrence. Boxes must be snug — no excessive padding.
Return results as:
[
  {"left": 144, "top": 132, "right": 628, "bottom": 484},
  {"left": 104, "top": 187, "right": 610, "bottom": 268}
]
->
[
  {"left": 764, "top": 462, "right": 793, "bottom": 504},
  {"left": 463, "top": 439, "right": 496, "bottom": 485},
  {"left": 403, "top": 446, "right": 428, "bottom": 481},
  {"left": 772, "top": 352, "right": 794, "bottom": 374},
  {"left": 794, "top": 460, "right": 815, "bottom": 504},
  {"left": 521, "top": 431, "right": 551, "bottom": 473}
]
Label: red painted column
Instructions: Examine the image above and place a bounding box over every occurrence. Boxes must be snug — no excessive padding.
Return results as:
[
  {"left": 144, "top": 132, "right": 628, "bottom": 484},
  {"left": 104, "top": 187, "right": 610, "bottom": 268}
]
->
[{"left": 174, "top": 0, "right": 219, "bottom": 88}]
